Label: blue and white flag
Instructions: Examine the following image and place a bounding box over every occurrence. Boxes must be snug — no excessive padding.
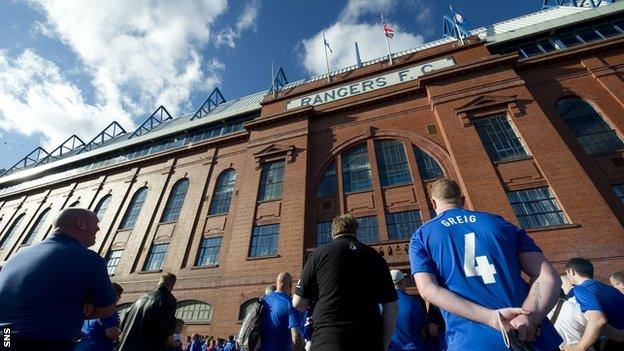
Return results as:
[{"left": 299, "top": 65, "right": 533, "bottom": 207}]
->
[{"left": 449, "top": 5, "right": 466, "bottom": 25}]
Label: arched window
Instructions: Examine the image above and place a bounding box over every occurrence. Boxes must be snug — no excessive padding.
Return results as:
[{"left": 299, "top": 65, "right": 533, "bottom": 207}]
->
[
  {"left": 413, "top": 146, "right": 444, "bottom": 181},
  {"left": 94, "top": 195, "right": 112, "bottom": 221},
  {"left": 209, "top": 170, "right": 236, "bottom": 215},
  {"left": 0, "top": 214, "right": 25, "bottom": 249},
  {"left": 22, "top": 208, "right": 51, "bottom": 246},
  {"left": 341, "top": 143, "right": 372, "bottom": 193},
  {"left": 555, "top": 98, "right": 624, "bottom": 155},
  {"left": 175, "top": 300, "right": 213, "bottom": 323},
  {"left": 238, "top": 299, "right": 257, "bottom": 321},
  {"left": 312, "top": 139, "right": 448, "bottom": 247},
  {"left": 161, "top": 179, "right": 189, "bottom": 223},
  {"left": 119, "top": 187, "right": 149, "bottom": 230}
]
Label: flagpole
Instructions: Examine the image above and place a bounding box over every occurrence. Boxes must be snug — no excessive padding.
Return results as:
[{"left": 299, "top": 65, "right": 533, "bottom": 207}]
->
[
  {"left": 381, "top": 14, "right": 393, "bottom": 65},
  {"left": 271, "top": 62, "right": 276, "bottom": 98},
  {"left": 323, "top": 33, "right": 331, "bottom": 83},
  {"left": 455, "top": 22, "right": 464, "bottom": 45}
]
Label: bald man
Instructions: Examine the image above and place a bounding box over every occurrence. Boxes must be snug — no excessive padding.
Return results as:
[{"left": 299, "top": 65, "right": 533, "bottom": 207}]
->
[
  {"left": 0, "top": 208, "right": 116, "bottom": 351},
  {"left": 261, "top": 272, "right": 303, "bottom": 351}
]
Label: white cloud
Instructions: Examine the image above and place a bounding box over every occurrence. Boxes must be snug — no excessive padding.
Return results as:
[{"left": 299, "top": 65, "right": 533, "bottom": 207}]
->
[
  {"left": 339, "top": 0, "right": 396, "bottom": 23},
  {"left": 25, "top": 0, "right": 228, "bottom": 116},
  {"left": 300, "top": 0, "right": 425, "bottom": 76},
  {"left": 0, "top": 49, "right": 133, "bottom": 150},
  {"left": 214, "top": 0, "right": 260, "bottom": 48}
]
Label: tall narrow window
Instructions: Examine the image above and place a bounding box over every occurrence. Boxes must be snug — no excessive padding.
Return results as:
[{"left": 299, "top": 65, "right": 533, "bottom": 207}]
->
[
  {"left": 316, "top": 221, "right": 332, "bottom": 246},
  {"left": 386, "top": 210, "right": 422, "bottom": 241},
  {"left": 196, "top": 237, "right": 223, "bottom": 266},
  {"left": 106, "top": 249, "right": 123, "bottom": 274},
  {"left": 0, "top": 214, "right": 25, "bottom": 249},
  {"left": 473, "top": 114, "right": 528, "bottom": 162},
  {"left": 375, "top": 140, "right": 412, "bottom": 187},
  {"left": 249, "top": 224, "right": 279, "bottom": 257},
  {"left": 356, "top": 216, "right": 379, "bottom": 244},
  {"left": 209, "top": 170, "right": 236, "bottom": 215},
  {"left": 555, "top": 98, "right": 624, "bottom": 155},
  {"left": 258, "top": 161, "right": 285, "bottom": 202},
  {"left": 507, "top": 187, "right": 568, "bottom": 229},
  {"left": 613, "top": 184, "right": 624, "bottom": 204},
  {"left": 161, "top": 179, "right": 189, "bottom": 223},
  {"left": 94, "top": 195, "right": 112, "bottom": 221},
  {"left": 22, "top": 208, "right": 51, "bottom": 246},
  {"left": 413, "top": 147, "right": 444, "bottom": 181},
  {"left": 119, "top": 187, "right": 148, "bottom": 230},
  {"left": 143, "top": 243, "right": 168, "bottom": 271},
  {"left": 342, "top": 144, "right": 372, "bottom": 193},
  {"left": 316, "top": 162, "right": 337, "bottom": 198}
]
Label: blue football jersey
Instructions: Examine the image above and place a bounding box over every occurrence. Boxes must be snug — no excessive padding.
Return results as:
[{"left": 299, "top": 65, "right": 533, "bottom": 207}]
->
[{"left": 409, "top": 208, "right": 561, "bottom": 351}]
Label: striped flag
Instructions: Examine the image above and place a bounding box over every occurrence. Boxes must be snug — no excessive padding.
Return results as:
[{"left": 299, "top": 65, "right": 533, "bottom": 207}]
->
[{"left": 383, "top": 20, "right": 394, "bottom": 39}]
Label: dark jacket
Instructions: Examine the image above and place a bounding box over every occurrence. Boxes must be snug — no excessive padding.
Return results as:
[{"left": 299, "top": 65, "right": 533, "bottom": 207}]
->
[{"left": 118, "top": 286, "right": 177, "bottom": 351}]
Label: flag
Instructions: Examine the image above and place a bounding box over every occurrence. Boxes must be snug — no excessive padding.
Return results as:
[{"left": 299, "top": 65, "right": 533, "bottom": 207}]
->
[
  {"left": 449, "top": 5, "right": 465, "bottom": 25},
  {"left": 383, "top": 20, "right": 394, "bottom": 39},
  {"left": 324, "top": 38, "right": 333, "bottom": 53}
]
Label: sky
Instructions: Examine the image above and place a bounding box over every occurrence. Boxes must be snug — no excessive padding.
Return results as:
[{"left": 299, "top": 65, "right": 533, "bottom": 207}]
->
[{"left": 0, "top": 0, "right": 540, "bottom": 171}]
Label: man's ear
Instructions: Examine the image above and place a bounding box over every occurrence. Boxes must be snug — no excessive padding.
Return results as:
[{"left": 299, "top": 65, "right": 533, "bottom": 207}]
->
[
  {"left": 431, "top": 198, "right": 438, "bottom": 210},
  {"left": 76, "top": 218, "right": 87, "bottom": 231},
  {"left": 460, "top": 196, "right": 466, "bottom": 207}
]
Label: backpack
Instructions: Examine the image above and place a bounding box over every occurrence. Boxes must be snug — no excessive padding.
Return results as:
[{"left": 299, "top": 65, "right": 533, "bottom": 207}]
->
[{"left": 237, "top": 297, "right": 264, "bottom": 351}]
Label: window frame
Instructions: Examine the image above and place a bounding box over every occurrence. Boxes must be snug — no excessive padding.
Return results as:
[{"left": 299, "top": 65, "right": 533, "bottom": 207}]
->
[
  {"left": 249, "top": 223, "right": 280, "bottom": 257},
  {"left": 119, "top": 187, "right": 149, "bottom": 231},
  {"left": 257, "top": 161, "right": 286, "bottom": 202},
  {"left": 472, "top": 113, "right": 530, "bottom": 163},
  {"left": 209, "top": 169, "right": 237, "bottom": 216},
  {"left": 143, "top": 243, "right": 169, "bottom": 271},
  {"left": 160, "top": 179, "right": 190, "bottom": 223},
  {"left": 195, "top": 236, "right": 223, "bottom": 267}
]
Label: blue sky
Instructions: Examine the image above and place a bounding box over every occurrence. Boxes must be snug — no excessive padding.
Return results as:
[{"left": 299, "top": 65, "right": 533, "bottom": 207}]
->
[{"left": 0, "top": 0, "right": 539, "bottom": 171}]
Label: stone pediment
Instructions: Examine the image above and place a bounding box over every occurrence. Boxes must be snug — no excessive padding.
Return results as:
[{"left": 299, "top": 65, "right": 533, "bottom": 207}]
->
[
  {"left": 253, "top": 144, "right": 296, "bottom": 167},
  {"left": 455, "top": 95, "right": 521, "bottom": 126}
]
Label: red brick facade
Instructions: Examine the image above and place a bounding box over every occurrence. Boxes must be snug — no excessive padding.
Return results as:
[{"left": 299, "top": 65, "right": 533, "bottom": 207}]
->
[{"left": 1, "top": 32, "right": 623, "bottom": 337}]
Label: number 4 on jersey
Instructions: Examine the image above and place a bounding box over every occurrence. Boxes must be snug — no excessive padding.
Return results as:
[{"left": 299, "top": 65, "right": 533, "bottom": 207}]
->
[{"left": 463, "top": 232, "right": 497, "bottom": 284}]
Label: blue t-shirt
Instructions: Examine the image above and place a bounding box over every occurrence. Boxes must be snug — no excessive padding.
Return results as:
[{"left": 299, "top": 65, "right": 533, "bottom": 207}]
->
[
  {"left": 261, "top": 292, "right": 302, "bottom": 351},
  {"left": 389, "top": 289, "right": 426, "bottom": 351},
  {"left": 574, "top": 279, "right": 624, "bottom": 328},
  {"left": 75, "top": 312, "right": 120, "bottom": 351},
  {"left": 222, "top": 340, "right": 237, "bottom": 351},
  {"left": 0, "top": 233, "right": 116, "bottom": 340},
  {"left": 409, "top": 208, "right": 561, "bottom": 351}
]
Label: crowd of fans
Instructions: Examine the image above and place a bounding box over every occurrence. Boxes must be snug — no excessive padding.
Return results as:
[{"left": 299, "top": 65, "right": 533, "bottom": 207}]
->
[{"left": 0, "top": 179, "right": 622, "bottom": 351}]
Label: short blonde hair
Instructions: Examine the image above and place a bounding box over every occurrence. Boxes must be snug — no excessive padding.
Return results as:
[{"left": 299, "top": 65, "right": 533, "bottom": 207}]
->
[
  {"left": 332, "top": 214, "right": 358, "bottom": 236},
  {"left": 430, "top": 178, "right": 461, "bottom": 203}
]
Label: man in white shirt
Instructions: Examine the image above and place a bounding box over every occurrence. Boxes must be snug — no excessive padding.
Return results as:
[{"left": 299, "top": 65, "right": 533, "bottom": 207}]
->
[{"left": 548, "top": 274, "right": 590, "bottom": 350}]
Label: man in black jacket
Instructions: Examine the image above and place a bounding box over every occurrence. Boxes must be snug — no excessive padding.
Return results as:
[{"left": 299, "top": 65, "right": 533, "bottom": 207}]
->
[{"left": 119, "top": 273, "right": 177, "bottom": 351}]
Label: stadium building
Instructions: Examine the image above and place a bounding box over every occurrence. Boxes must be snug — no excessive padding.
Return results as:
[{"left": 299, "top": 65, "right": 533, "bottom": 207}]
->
[{"left": 1, "top": 1, "right": 624, "bottom": 337}]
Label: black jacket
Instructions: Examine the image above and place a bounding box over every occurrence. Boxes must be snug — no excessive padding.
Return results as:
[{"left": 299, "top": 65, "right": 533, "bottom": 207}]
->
[{"left": 118, "top": 286, "right": 177, "bottom": 351}]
